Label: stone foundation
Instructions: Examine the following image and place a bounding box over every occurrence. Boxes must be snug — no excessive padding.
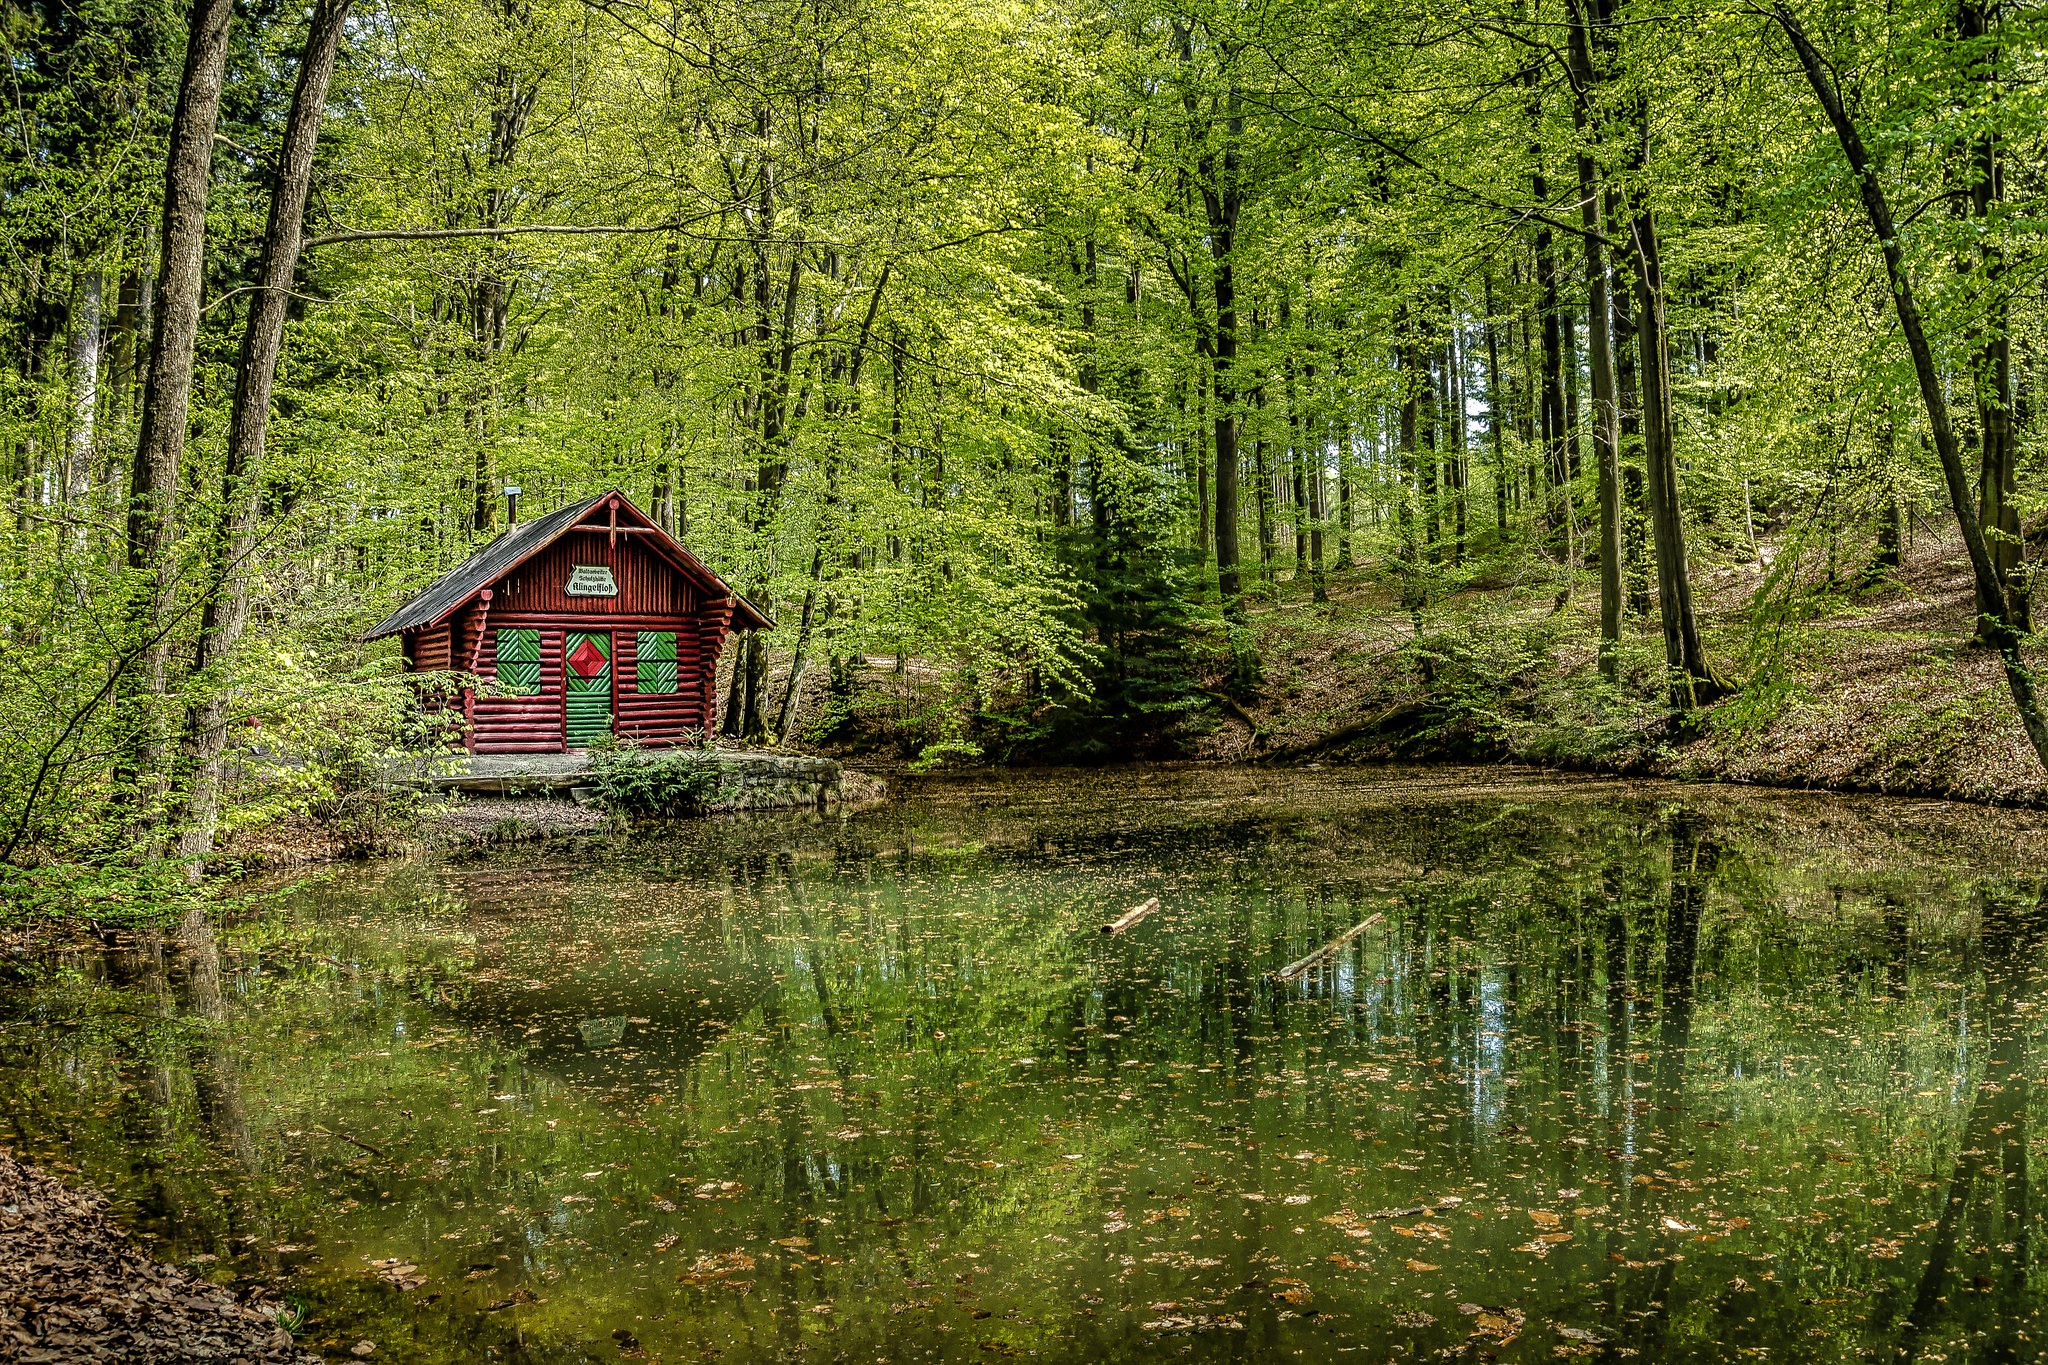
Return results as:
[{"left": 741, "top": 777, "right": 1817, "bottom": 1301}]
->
[{"left": 404, "top": 749, "right": 869, "bottom": 813}]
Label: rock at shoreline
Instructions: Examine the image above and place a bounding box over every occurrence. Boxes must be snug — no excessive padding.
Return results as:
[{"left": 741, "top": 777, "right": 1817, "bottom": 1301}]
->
[{"left": 0, "top": 1150, "right": 315, "bottom": 1363}]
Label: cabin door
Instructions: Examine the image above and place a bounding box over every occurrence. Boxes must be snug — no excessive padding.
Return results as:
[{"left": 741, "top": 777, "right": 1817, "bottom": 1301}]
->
[{"left": 564, "top": 631, "right": 613, "bottom": 747}]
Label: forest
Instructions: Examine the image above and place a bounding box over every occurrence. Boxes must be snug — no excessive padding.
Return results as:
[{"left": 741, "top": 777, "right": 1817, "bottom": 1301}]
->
[{"left": 4, "top": 0, "right": 2048, "bottom": 880}]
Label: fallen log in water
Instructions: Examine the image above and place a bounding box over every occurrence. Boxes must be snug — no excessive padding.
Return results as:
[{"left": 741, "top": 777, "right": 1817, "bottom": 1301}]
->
[
  {"left": 1273, "top": 911, "right": 1385, "bottom": 982},
  {"left": 1100, "top": 896, "right": 1161, "bottom": 935}
]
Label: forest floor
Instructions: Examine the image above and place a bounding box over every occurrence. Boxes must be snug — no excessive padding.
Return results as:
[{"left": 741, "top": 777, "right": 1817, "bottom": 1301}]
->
[
  {"left": 0, "top": 1149, "right": 316, "bottom": 1363},
  {"left": 812, "top": 523, "right": 2048, "bottom": 808},
  {"left": 1200, "top": 525, "right": 2048, "bottom": 806}
]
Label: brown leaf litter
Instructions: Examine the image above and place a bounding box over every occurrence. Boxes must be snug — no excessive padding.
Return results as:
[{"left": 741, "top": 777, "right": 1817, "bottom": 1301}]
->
[{"left": 0, "top": 1148, "right": 314, "bottom": 1363}]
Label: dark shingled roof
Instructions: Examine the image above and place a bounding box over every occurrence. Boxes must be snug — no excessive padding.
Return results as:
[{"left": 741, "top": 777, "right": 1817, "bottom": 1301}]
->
[{"left": 363, "top": 491, "right": 772, "bottom": 640}]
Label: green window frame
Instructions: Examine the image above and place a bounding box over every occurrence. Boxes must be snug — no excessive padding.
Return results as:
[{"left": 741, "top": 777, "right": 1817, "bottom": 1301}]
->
[
  {"left": 495, "top": 627, "right": 541, "bottom": 696},
  {"left": 635, "top": 631, "right": 678, "bottom": 695}
]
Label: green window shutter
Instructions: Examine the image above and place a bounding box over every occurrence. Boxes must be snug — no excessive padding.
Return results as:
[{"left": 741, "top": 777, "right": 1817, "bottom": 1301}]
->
[
  {"left": 496, "top": 628, "right": 540, "bottom": 696},
  {"left": 635, "top": 631, "right": 677, "bottom": 695}
]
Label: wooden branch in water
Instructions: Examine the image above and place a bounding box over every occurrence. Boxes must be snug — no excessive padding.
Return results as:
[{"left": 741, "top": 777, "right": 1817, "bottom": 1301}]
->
[
  {"left": 315, "top": 1125, "right": 387, "bottom": 1159},
  {"left": 1100, "top": 897, "right": 1161, "bottom": 935},
  {"left": 1274, "top": 912, "right": 1385, "bottom": 982}
]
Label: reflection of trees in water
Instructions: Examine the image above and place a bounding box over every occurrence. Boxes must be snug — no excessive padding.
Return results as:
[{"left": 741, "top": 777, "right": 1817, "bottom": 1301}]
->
[
  {"left": 1595, "top": 813, "right": 1717, "bottom": 1360},
  {"left": 12, "top": 783, "right": 2048, "bottom": 1362},
  {"left": 1885, "top": 884, "right": 2041, "bottom": 1364}
]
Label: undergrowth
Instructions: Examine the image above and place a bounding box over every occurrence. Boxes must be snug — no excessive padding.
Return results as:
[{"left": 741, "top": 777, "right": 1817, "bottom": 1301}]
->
[{"left": 590, "top": 744, "right": 730, "bottom": 819}]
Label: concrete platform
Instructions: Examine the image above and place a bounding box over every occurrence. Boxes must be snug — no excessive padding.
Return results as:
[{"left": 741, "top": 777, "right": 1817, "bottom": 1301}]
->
[{"left": 394, "top": 749, "right": 852, "bottom": 811}]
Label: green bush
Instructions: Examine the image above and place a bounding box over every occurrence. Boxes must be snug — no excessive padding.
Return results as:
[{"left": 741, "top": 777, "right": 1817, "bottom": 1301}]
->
[{"left": 589, "top": 748, "right": 728, "bottom": 819}]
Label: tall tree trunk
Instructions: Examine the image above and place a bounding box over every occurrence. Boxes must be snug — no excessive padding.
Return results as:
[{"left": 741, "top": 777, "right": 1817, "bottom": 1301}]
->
[
  {"left": 774, "top": 549, "right": 826, "bottom": 742},
  {"left": 1289, "top": 410, "right": 1308, "bottom": 578},
  {"left": 1627, "top": 195, "right": 1723, "bottom": 706},
  {"left": 65, "top": 268, "right": 102, "bottom": 510},
  {"left": 1195, "top": 371, "right": 1211, "bottom": 560},
  {"left": 1958, "top": 0, "right": 2024, "bottom": 635},
  {"left": 1484, "top": 273, "right": 1509, "bottom": 533},
  {"left": 721, "top": 637, "right": 747, "bottom": 737},
  {"left": 115, "top": 0, "right": 236, "bottom": 841},
  {"left": 1450, "top": 330, "right": 1468, "bottom": 565},
  {"left": 1398, "top": 332, "right": 1424, "bottom": 612},
  {"left": 1306, "top": 364, "right": 1327, "bottom": 600},
  {"left": 109, "top": 268, "right": 142, "bottom": 434},
  {"left": 173, "top": 0, "right": 353, "bottom": 868},
  {"left": 1282, "top": 297, "right": 1307, "bottom": 580},
  {"left": 1528, "top": 83, "right": 1572, "bottom": 554},
  {"left": 1569, "top": 0, "right": 1624, "bottom": 677},
  {"left": 1251, "top": 382, "right": 1276, "bottom": 588},
  {"left": 1196, "top": 71, "right": 1245, "bottom": 617},
  {"left": 1608, "top": 212, "right": 1652, "bottom": 617},
  {"left": 1775, "top": 2, "right": 2048, "bottom": 772},
  {"left": 1871, "top": 407, "right": 1902, "bottom": 577},
  {"left": 1337, "top": 411, "right": 1354, "bottom": 568}
]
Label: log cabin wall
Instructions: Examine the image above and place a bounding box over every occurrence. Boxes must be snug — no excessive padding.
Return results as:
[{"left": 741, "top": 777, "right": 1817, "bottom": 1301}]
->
[
  {"left": 614, "top": 624, "right": 712, "bottom": 742},
  {"left": 472, "top": 624, "right": 567, "bottom": 753},
  {"left": 405, "top": 625, "right": 452, "bottom": 672},
  {"left": 489, "top": 533, "right": 698, "bottom": 618}
]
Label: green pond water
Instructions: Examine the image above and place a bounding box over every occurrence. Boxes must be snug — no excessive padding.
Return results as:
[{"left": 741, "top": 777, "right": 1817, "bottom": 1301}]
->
[{"left": 7, "top": 767, "right": 2048, "bottom": 1362}]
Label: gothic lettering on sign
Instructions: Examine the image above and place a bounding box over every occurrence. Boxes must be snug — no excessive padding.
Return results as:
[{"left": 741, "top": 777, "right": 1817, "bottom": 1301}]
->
[{"left": 565, "top": 564, "right": 619, "bottom": 597}]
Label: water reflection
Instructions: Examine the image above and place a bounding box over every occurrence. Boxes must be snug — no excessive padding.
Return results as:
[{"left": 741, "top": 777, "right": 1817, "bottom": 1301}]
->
[{"left": 2, "top": 768, "right": 2045, "bottom": 1363}]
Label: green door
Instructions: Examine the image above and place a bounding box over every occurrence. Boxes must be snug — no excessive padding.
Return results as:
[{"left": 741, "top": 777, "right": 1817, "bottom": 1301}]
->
[{"left": 564, "top": 631, "right": 613, "bottom": 747}]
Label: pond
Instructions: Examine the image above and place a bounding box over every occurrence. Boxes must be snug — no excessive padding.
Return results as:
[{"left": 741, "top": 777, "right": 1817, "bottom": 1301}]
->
[{"left": 5, "top": 767, "right": 2048, "bottom": 1362}]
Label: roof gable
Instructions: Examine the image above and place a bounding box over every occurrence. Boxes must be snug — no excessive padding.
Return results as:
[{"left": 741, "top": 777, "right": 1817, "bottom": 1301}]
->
[{"left": 363, "top": 491, "right": 771, "bottom": 639}]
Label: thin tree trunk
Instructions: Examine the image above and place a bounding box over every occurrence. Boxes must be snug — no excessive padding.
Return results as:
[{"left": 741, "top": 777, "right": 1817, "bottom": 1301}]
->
[
  {"left": 721, "top": 638, "right": 747, "bottom": 737},
  {"left": 1306, "top": 365, "right": 1327, "bottom": 600},
  {"left": 774, "top": 549, "right": 826, "bottom": 742},
  {"left": 172, "top": 0, "right": 353, "bottom": 868},
  {"left": 1528, "top": 80, "right": 1572, "bottom": 554},
  {"left": 1609, "top": 216, "right": 1652, "bottom": 618},
  {"left": 1872, "top": 409, "right": 1902, "bottom": 577},
  {"left": 1184, "top": 50, "right": 1244, "bottom": 618},
  {"left": 1195, "top": 371, "right": 1211, "bottom": 560},
  {"left": 1283, "top": 298, "right": 1307, "bottom": 581},
  {"left": 65, "top": 268, "right": 102, "bottom": 510},
  {"left": 1252, "top": 382, "right": 1276, "bottom": 589},
  {"left": 1398, "top": 332, "right": 1424, "bottom": 612},
  {"left": 1569, "top": 0, "right": 1624, "bottom": 676},
  {"left": 1447, "top": 332, "right": 1467, "bottom": 565},
  {"left": 1337, "top": 414, "right": 1354, "bottom": 568},
  {"left": 1774, "top": 2, "right": 2048, "bottom": 772},
  {"left": 1959, "top": 0, "right": 2024, "bottom": 634},
  {"left": 1484, "top": 273, "right": 1508, "bottom": 533},
  {"left": 109, "top": 268, "right": 142, "bottom": 434}
]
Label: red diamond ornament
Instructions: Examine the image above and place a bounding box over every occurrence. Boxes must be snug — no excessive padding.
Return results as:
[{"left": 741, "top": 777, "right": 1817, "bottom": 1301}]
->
[{"left": 567, "top": 636, "right": 608, "bottom": 678}]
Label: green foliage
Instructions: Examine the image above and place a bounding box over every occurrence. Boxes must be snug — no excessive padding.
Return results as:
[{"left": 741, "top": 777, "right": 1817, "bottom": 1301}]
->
[
  {"left": 1510, "top": 643, "right": 1672, "bottom": 765},
  {"left": 0, "top": 860, "right": 215, "bottom": 928},
  {"left": 1037, "top": 466, "right": 1220, "bottom": 760},
  {"left": 1704, "top": 674, "right": 1815, "bottom": 745},
  {"left": 1400, "top": 621, "right": 1563, "bottom": 757},
  {"left": 589, "top": 747, "right": 729, "bottom": 820}
]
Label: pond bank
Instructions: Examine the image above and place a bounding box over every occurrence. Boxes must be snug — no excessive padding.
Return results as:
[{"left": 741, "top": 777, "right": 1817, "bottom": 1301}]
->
[
  {"left": 0, "top": 1149, "right": 315, "bottom": 1363},
  {"left": 805, "top": 528, "right": 2048, "bottom": 810}
]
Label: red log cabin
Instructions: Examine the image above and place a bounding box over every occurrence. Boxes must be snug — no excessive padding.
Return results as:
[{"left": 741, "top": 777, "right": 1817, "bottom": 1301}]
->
[{"left": 365, "top": 490, "right": 771, "bottom": 753}]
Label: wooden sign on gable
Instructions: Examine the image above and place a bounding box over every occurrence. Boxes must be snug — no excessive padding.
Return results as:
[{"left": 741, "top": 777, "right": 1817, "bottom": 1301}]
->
[{"left": 565, "top": 564, "right": 619, "bottom": 597}]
